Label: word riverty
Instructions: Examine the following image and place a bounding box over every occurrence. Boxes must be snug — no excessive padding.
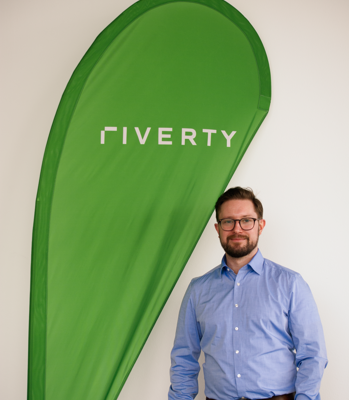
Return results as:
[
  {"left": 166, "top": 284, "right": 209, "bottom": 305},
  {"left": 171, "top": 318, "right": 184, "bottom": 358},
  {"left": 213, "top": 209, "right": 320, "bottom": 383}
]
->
[{"left": 100, "top": 127, "right": 237, "bottom": 147}]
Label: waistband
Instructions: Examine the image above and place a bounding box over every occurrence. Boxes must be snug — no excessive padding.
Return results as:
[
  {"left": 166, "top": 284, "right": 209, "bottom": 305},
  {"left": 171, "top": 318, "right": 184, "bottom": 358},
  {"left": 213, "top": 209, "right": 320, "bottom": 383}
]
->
[{"left": 206, "top": 393, "right": 295, "bottom": 400}]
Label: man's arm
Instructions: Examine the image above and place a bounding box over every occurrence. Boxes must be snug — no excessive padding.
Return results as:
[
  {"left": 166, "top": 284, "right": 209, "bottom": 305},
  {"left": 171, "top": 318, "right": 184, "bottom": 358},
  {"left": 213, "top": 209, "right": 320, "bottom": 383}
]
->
[
  {"left": 289, "top": 275, "right": 328, "bottom": 400},
  {"left": 169, "top": 282, "right": 202, "bottom": 400}
]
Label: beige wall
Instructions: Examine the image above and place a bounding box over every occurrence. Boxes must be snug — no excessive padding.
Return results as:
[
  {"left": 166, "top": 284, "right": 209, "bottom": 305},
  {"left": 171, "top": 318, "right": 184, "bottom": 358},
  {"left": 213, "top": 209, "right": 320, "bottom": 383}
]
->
[{"left": 1, "top": 0, "right": 348, "bottom": 398}]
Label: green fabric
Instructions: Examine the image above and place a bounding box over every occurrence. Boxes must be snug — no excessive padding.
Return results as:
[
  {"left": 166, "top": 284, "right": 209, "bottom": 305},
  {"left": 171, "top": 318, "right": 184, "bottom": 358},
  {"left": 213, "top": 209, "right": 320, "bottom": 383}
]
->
[{"left": 28, "top": 1, "right": 271, "bottom": 399}]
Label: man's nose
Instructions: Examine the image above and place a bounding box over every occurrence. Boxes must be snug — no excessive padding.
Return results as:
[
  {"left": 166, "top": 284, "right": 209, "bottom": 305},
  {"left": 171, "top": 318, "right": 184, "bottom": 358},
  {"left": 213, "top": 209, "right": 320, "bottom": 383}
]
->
[{"left": 232, "top": 220, "right": 243, "bottom": 232}]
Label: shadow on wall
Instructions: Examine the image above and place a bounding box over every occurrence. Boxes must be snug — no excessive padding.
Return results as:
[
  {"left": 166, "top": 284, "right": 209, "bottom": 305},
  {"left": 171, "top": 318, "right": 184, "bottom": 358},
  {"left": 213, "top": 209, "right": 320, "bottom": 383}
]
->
[{"left": 198, "top": 353, "right": 206, "bottom": 399}]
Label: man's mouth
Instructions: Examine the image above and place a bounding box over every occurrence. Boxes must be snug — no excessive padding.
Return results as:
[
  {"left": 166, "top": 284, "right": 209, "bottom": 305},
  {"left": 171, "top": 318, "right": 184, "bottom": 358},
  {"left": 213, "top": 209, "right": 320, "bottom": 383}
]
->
[{"left": 228, "top": 235, "right": 248, "bottom": 242}]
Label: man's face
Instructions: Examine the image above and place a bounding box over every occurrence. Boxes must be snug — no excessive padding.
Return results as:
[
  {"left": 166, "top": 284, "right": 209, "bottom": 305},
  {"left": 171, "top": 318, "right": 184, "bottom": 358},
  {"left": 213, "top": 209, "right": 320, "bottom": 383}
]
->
[{"left": 214, "top": 199, "right": 265, "bottom": 259}]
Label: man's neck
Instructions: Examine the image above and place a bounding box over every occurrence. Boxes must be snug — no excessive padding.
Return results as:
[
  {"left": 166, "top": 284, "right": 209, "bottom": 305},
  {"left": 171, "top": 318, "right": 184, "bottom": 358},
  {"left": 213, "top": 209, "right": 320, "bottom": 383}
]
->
[{"left": 225, "top": 247, "right": 259, "bottom": 274}]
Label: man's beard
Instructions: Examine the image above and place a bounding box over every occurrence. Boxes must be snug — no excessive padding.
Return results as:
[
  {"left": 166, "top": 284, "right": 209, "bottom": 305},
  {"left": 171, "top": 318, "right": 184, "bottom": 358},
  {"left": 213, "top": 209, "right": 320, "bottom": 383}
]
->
[{"left": 221, "top": 234, "right": 259, "bottom": 258}]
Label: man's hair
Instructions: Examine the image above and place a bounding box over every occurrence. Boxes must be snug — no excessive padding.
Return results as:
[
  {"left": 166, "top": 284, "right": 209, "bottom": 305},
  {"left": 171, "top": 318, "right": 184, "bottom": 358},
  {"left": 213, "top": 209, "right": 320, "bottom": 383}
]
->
[{"left": 215, "top": 187, "right": 263, "bottom": 221}]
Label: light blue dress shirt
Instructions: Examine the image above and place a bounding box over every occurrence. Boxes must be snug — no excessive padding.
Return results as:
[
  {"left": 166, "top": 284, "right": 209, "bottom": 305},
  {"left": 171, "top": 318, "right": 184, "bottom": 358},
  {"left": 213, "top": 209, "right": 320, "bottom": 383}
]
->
[{"left": 169, "top": 250, "right": 327, "bottom": 400}]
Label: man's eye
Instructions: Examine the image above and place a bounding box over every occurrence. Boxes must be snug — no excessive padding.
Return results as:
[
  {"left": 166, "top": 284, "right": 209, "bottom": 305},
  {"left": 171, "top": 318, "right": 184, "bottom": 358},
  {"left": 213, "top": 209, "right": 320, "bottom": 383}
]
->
[
  {"left": 242, "top": 218, "right": 252, "bottom": 223},
  {"left": 223, "top": 219, "right": 234, "bottom": 225}
]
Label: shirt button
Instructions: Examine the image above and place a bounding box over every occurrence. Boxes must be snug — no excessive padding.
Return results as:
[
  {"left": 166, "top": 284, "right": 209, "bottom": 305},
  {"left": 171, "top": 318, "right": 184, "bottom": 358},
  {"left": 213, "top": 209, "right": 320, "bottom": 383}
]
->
[
  {"left": 235, "top": 327, "right": 238, "bottom": 330},
  {"left": 237, "top": 282, "right": 240, "bottom": 286},
  {"left": 236, "top": 350, "right": 239, "bottom": 354},
  {"left": 237, "top": 374, "right": 241, "bottom": 378},
  {"left": 235, "top": 304, "right": 238, "bottom": 307}
]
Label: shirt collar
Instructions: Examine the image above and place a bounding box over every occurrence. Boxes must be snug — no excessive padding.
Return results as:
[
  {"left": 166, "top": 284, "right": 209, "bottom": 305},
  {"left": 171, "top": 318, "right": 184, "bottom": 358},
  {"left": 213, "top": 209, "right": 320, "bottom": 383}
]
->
[
  {"left": 220, "top": 249, "right": 264, "bottom": 275},
  {"left": 248, "top": 249, "right": 264, "bottom": 275}
]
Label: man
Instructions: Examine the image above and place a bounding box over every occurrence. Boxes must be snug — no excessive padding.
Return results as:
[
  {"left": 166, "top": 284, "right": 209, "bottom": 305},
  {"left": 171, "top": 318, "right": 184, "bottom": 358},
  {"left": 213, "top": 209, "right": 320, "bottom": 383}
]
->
[{"left": 168, "top": 187, "right": 327, "bottom": 400}]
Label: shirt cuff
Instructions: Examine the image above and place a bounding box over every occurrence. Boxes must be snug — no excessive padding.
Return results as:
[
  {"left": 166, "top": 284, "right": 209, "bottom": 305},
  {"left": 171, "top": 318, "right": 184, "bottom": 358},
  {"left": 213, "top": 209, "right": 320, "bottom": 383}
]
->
[{"left": 295, "top": 394, "right": 311, "bottom": 400}]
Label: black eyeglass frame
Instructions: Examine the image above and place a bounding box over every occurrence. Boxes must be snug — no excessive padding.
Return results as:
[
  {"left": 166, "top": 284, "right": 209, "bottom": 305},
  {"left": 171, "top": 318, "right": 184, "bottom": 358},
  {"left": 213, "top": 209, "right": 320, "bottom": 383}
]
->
[{"left": 218, "top": 218, "right": 260, "bottom": 231}]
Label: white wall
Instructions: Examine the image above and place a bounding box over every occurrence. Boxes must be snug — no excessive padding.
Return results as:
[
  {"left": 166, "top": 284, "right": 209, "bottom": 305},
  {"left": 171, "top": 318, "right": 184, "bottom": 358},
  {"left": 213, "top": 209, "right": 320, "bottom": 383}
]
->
[{"left": 1, "top": 0, "right": 348, "bottom": 398}]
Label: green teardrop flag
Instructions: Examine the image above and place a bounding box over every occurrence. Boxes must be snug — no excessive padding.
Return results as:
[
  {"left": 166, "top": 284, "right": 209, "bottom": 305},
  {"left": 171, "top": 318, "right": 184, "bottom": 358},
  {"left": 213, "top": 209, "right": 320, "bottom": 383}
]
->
[{"left": 28, "top": 0, "right": 271, "bottom": 399}]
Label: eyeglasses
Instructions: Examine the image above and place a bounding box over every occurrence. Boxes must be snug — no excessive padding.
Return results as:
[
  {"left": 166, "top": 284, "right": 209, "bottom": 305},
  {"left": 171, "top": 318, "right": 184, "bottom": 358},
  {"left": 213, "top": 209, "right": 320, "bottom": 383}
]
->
[{"left": 218, "top": 218, "right": 259, "bottom": 231}]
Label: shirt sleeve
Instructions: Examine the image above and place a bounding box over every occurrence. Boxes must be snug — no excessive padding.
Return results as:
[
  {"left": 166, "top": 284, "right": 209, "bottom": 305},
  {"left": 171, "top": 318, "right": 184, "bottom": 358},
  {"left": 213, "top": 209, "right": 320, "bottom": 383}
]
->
[
  {"left": 288, "top": 275, "right": 328, "bottom": 400},
  {"left": 168, "top": 281, "right": 202, "bottom": 400}
]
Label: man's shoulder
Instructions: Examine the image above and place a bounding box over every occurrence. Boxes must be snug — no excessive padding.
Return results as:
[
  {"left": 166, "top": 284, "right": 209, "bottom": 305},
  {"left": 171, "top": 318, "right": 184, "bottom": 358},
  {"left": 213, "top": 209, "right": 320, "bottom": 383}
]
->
[
  {"left": 188, "top": 264, "right": 222, "bottom": 291},
  {"left": 183, "top": 265, "right": 224, "bottom": 303},
  {"left": 262, "top": 257, "right": 303, "bottom": 283}
]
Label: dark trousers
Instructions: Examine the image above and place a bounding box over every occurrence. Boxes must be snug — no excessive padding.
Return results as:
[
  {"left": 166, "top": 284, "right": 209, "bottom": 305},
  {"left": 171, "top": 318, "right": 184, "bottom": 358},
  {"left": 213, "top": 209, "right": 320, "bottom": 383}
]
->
[{"left": 206, "top": 393, "right": 295, "bottom": 400}]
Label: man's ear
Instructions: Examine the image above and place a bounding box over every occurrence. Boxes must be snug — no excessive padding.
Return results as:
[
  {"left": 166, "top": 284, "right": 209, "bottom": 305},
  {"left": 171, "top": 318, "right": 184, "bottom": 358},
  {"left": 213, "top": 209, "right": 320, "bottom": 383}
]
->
[
  {"left": 258, "top": 219, "right": 266, "bottom": 235},
  {"left": 214, "top": 223, "right": 219, "bottom": 235}
]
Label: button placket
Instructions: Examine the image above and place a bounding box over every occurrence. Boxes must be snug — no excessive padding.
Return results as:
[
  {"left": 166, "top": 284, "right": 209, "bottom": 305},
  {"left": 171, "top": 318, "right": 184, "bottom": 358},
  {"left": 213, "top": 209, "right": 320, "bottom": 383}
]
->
[
  {"left": 234, "top": 268, "right": 253, "bottom": 396},
  {"left": 233, "top": 278, "right": 242, "bottom": 391}
]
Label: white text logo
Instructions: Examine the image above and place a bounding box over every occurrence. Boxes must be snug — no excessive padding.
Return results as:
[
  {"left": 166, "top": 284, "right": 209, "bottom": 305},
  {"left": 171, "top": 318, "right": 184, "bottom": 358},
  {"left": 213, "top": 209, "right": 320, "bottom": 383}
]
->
[{"left": 100, "top": 127, "right": 237, "bottom": 147}]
